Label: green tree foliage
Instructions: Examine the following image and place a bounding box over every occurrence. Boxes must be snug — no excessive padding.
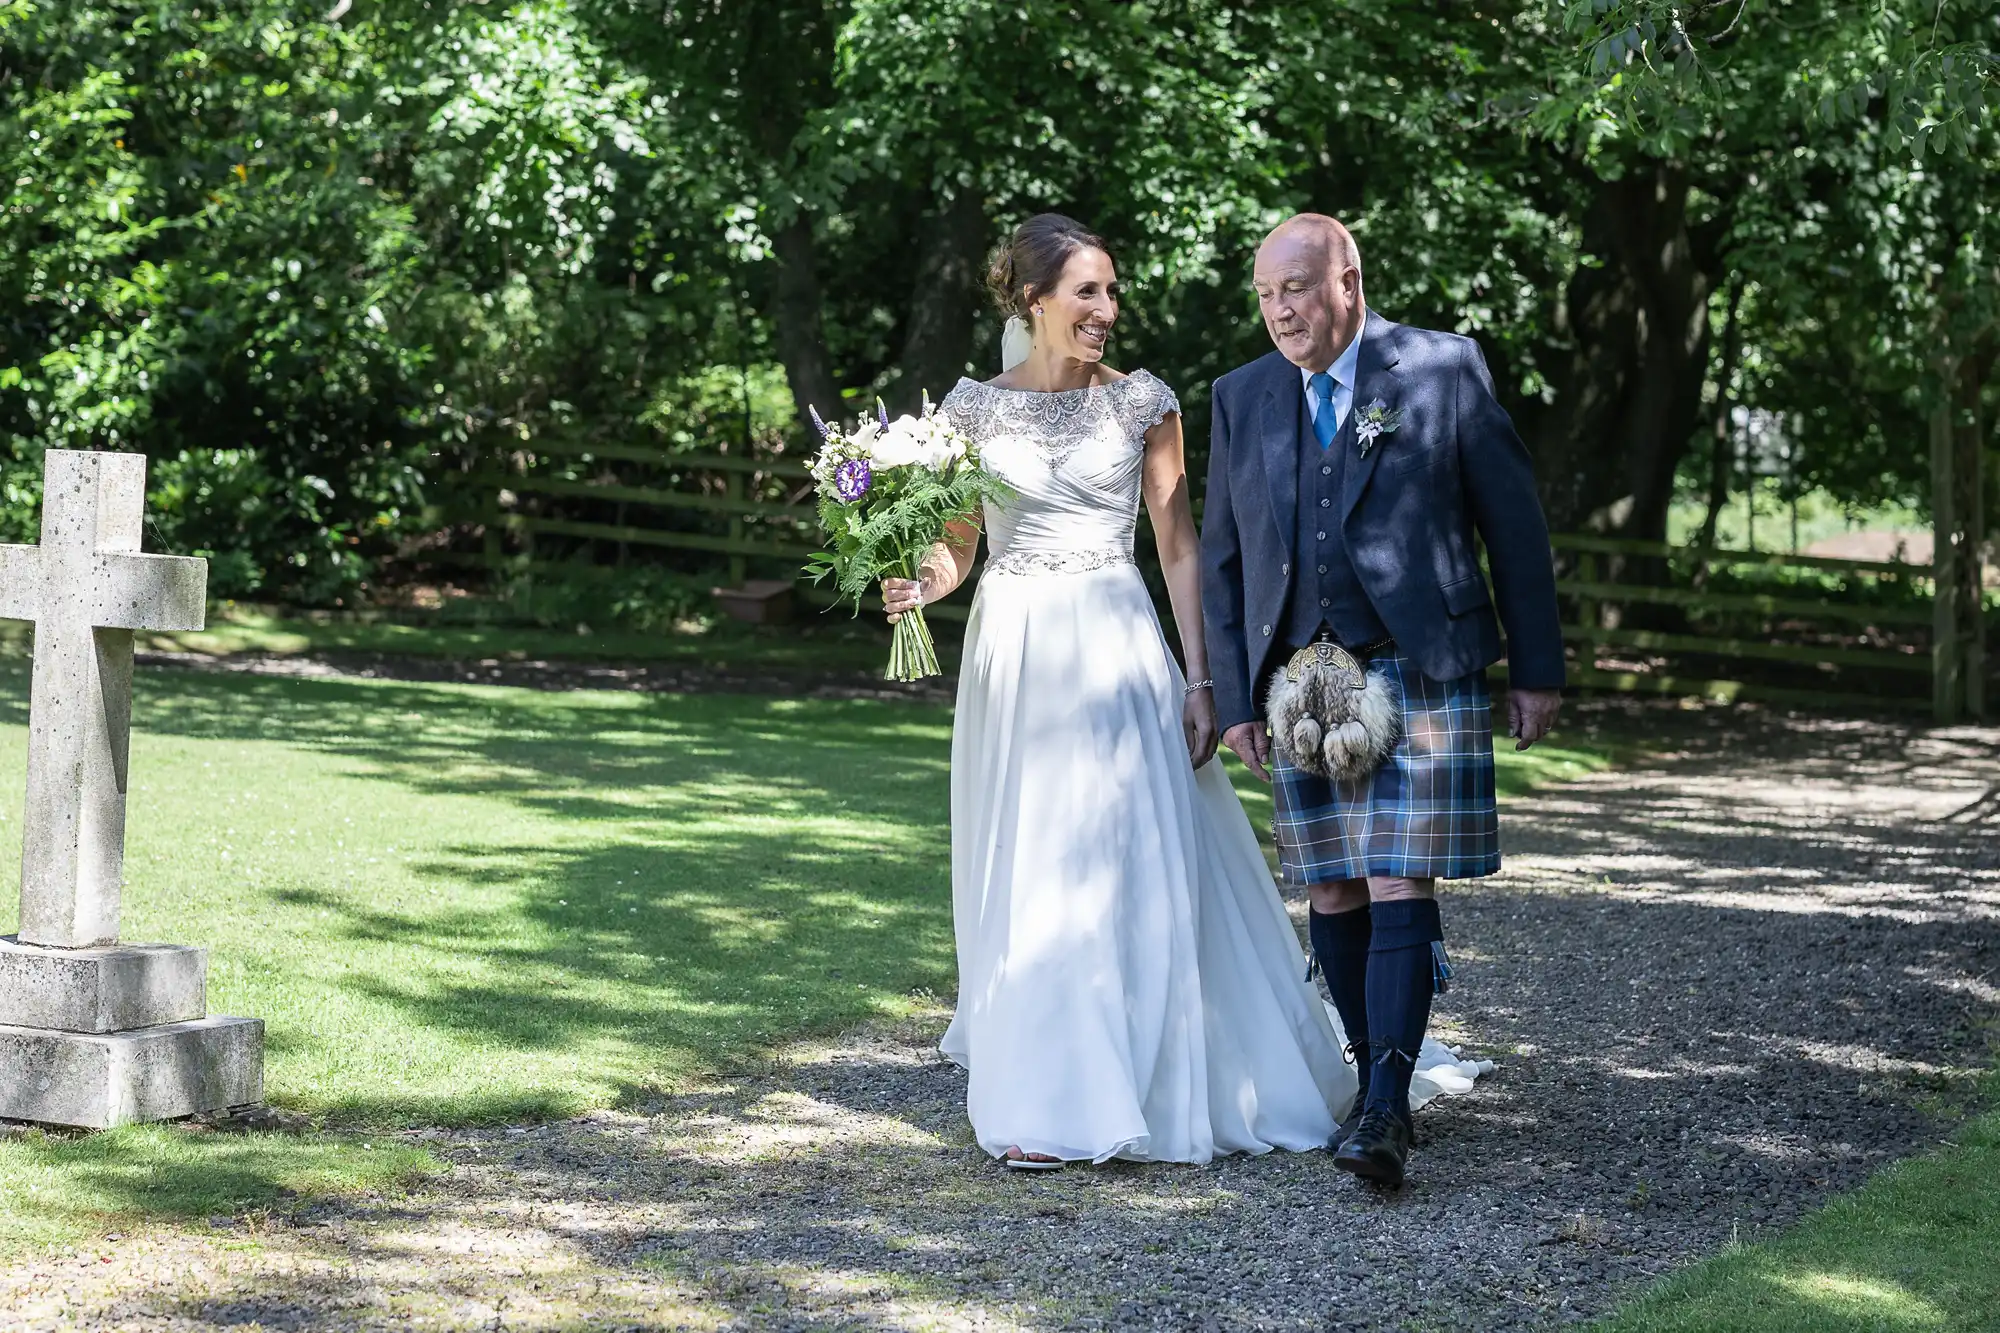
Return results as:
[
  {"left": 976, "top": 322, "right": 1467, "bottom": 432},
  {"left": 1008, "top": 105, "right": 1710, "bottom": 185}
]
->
[
  {"left": 0, "top": 2, "right": 430, "bottom": 598},
  {"left": 0, "top": 0, "right": 1991, "bottom": 604}
]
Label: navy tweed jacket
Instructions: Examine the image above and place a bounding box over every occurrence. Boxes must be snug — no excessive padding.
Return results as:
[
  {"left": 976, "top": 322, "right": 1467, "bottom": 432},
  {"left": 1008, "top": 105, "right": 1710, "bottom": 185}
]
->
[{"left": 1199, "top": 312, "right": 1566, "bottom": 732}]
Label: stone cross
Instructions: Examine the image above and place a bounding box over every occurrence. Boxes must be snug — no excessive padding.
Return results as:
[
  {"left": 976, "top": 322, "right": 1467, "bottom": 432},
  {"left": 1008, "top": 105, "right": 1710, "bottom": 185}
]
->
[
  {"left": 0, "top": 449, "right": 262, "bottom": 1128},
  {"left": 0, "top": 450, "right": 206, "bottom": 947}
]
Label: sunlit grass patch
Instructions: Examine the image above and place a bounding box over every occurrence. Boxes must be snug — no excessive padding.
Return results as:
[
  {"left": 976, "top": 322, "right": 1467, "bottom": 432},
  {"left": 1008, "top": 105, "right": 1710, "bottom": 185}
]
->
[
  {"left": 85, "top": 601, "right": 919, "bottom": 674},
  {"left": 1592, "top": 1110, "right": 2000, "bottom": 1331},
  {"left": 0, "top": 1124, "right": 440, "bottom": 1258}
]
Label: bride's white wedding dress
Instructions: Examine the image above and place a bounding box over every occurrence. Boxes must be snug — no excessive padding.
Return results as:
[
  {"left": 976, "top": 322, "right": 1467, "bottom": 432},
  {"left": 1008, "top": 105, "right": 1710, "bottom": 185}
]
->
[{"left": 938, "top": 370, "right": 1488, "bottom": 1164}]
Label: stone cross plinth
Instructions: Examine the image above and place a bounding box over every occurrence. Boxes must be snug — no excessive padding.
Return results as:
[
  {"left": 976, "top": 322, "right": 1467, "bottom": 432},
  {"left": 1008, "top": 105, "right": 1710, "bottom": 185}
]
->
[{"left": 0, "top": 450, "right": 263, "bottom": 1128}]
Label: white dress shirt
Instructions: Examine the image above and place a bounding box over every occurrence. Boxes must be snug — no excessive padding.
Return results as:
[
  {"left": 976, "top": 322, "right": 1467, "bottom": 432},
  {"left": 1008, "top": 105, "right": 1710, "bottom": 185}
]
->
[{"left": 1299, "top": 311, "right": 1366, "bottom": 436}]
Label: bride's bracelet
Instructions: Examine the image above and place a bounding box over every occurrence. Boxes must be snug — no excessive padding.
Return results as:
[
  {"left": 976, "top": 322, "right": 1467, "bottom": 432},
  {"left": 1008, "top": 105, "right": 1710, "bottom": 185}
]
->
[{"left": 1183, "top": 678, "right": 1214, "bottom": 695}]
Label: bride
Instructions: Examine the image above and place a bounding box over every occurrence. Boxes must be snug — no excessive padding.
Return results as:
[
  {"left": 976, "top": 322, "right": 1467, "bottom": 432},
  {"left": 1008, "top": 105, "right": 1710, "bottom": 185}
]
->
[{"left": 883, "top": 214, "right": 1474, "bottom": 1169}]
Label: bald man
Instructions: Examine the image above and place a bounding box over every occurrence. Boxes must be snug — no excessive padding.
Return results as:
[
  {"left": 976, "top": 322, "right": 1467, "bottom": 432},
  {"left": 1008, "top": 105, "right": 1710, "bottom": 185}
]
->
[{"left": 1198, "top": 214, "right": 1564, "bottom": 1187}]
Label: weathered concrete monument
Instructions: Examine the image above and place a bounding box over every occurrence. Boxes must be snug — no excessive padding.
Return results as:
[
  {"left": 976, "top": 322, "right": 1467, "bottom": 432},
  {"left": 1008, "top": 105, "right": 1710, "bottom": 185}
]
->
[{"left": 0, "top": 449, "right": 263, "bottom": 1127}]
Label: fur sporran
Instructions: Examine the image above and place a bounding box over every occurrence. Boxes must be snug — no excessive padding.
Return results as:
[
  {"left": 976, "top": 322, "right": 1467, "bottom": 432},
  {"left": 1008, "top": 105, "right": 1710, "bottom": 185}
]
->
[{"left": 1265, "top": 642, "right": 1401, "bottom": 782}]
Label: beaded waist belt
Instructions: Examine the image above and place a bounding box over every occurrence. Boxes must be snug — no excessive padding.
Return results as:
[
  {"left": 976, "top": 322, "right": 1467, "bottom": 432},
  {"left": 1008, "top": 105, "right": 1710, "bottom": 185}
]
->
[{"left": 984, "top": 547, "right": 1134, "bottom": 577}]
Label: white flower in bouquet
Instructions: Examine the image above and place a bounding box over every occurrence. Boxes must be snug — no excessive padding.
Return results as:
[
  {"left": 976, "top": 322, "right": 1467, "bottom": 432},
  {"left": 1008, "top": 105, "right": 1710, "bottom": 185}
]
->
[
  {"left": 870, "top": 415, "right": 928, "bottom": 469},
  {"left": 915, "top": 415, "right": 968, "bottom": 472}
]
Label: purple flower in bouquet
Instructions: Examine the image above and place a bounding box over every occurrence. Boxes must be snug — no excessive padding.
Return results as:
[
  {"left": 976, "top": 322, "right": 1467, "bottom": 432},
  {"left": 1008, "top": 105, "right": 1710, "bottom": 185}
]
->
[{"left": 833, "top": 457, "right": 873, "bottom": 502}]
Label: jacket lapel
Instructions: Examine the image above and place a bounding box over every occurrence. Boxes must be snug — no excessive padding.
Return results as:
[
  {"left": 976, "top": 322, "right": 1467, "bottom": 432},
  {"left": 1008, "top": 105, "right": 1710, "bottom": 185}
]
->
[
  {"left": 1260, "top": 359, "right": 1303, "bottom": 547},
  {"left": 1340, "top": 311, "right": 1403, "bottom": 523}
]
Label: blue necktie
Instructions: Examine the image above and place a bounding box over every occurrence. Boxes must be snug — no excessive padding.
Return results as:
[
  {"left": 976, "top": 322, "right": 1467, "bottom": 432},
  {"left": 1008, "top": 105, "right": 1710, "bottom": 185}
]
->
[{"left": 1308, "top": 371, "right": 1338, "bottom": 449}]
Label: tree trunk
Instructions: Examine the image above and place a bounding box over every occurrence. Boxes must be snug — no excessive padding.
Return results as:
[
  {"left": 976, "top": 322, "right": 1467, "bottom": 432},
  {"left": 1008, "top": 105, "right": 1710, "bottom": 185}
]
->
[
  {"left": 769, "top": 215, "right": 842, "bottom": 441},
  {"left": 888, "top": 187, "right": 989, "bottom": 414},
  {"left": 1951, "top": 350, "right": 1988, "bottom": 719},
  {"left": 1696, "top": 277, "right": 1746, "bottom": 556},
  {"left": 1514, "top": 163, "right": 1722, "bottom": 544},
  {"left": 1931, "top": 357, "right": 1965, "bottom": 722}
]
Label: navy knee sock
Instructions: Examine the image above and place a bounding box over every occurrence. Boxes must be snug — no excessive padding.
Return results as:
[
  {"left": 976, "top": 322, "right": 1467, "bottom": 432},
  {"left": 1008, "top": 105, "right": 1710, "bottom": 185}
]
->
[
  {"left": 1307, "top": 905, "right": 1373, "bottom": 1108},
  {"left": 1363, "top": 898, "right": 1446, "bottom": 1123}
]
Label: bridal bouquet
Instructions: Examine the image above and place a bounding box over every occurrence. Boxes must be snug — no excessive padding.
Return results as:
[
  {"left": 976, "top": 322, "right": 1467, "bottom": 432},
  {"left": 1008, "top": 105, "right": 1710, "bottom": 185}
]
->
[{"left": 803, "top": 395, "right": 1008, "bottom": 682}]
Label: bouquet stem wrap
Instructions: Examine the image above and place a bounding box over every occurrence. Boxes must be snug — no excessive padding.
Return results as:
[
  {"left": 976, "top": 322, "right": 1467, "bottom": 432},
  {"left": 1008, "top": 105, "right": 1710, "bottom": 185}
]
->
[{"left": 888, "top": 605, "right": 941, "bottom": 682}]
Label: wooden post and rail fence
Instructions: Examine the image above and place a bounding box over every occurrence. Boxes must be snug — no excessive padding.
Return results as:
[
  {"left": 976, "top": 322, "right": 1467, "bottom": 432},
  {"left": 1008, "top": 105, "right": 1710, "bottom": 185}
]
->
[{"left": 461, "top": 444, "right": 1993, "bottom": 723}]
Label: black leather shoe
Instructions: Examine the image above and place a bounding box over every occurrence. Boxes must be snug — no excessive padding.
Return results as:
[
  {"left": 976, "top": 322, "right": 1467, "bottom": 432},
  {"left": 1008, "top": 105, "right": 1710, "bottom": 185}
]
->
[{"left": 1333, "top": 1106, "right": 1413, "bottom": 1186}]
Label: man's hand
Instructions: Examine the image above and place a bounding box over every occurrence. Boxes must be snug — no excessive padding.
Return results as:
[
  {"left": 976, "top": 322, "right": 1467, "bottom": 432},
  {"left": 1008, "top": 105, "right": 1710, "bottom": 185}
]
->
[
  {"left": 1222, "top": 720, "right": 1272, "bottom": 782},
  {"left": 1507, "top": 688, "right": 1562, "bottom": 751}
]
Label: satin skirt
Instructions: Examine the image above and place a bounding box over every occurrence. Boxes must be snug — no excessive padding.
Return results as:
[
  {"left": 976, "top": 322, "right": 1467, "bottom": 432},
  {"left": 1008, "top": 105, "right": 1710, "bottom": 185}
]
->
[{"left": 941, "top": 562, "right": 1357, "bottom": 1162}]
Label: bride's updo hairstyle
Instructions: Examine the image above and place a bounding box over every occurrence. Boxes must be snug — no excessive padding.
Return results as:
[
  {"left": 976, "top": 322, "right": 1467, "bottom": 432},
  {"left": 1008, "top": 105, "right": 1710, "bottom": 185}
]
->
[{"left": 986, "top": 213, "right": 1112, "bottom": 316}]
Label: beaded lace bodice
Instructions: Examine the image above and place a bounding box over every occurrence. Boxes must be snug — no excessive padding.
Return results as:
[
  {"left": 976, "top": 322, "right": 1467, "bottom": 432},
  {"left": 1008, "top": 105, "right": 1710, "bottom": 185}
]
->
[{"left": 940, "top": 370, "right": 1181, "bottom": 576}]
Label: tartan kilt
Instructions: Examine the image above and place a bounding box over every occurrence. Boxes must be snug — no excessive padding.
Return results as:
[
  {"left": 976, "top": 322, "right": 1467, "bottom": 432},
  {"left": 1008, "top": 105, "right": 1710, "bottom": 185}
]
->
[{"left": 1269, "top": 650, "right": 1500, "bottom": 883}]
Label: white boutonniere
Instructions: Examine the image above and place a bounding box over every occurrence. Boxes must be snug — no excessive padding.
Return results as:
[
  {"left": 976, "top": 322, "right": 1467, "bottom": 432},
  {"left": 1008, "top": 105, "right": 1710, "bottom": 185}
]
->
[{"left": 1355, "top": 399, "right": 1404, "bottom": 458}]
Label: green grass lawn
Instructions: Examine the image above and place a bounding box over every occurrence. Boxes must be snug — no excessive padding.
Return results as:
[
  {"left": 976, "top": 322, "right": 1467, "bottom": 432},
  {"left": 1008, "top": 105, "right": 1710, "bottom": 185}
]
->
[
  {"left": 0, "top": 656, "right": 1609, "bottom": 1257},
  {"left": 0, "top": 1125, "right": 438, "bottom": 1257},
  {"left": 1592, "top": 1108, "right": 2000, "bottom": 1332},
  {"left": 0, "top": 600, "right": 928, "bottom": 674},
  {"left": 0, "top": 666, "right": 965, "bottom": 1125}
]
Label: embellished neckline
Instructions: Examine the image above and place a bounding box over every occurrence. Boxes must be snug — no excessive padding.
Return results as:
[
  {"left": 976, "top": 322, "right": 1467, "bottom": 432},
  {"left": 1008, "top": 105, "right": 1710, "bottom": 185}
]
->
[
  {"left": 944, "top": 369, "right": 1178, "bottom": 473},
  {"left": 960, "top": 370, "right": 1154, "bottom": 400}
]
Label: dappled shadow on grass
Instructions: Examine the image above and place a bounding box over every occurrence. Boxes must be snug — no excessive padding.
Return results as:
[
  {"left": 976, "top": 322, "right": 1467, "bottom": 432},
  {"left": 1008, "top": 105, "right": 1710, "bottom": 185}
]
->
[
  {"left": 46, "top": 661, "right": 961, "bottom": 1127},
  {"left": 0, "top": 1124, "right": 440, "bottom": 1259},
  {"left": 5, "top": 665, "right": 956, "bottom": 1128},
  {"left": 275, "top": 828, "right": 958, "bottom": 1126},
  {"left": 3, "top": 606, "right": 958, "bottom": 676},
  {"left": 113, "top": 662, "right": 958, "bottom": 823}
]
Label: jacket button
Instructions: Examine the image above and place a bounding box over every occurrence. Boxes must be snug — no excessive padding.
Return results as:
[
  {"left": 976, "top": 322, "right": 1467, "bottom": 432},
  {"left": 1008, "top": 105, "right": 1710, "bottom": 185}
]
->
[
  {"left": 1261, "top": 625, "right": 1272, "bottom": 636},
  {"left": 1281, "top": 563, "right": 1289, "bottom": 575},
  {"left": 1319, "top": 498, "right": 1331, "bottom": 508}
]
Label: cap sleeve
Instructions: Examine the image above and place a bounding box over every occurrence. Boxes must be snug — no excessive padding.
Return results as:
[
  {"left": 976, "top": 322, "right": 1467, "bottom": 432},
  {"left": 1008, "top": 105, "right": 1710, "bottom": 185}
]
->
[
  {"left": 1119, "top": 371, "right": 1181, "bottom": 440},
  {"left": 940, "top": 378, "right": 989, "bottom": 443}
]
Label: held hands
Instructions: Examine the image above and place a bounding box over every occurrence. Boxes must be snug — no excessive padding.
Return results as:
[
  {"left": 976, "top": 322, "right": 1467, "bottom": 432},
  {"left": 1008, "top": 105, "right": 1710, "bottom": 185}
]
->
[
  {"left": 1183, "top": 687, "right": 1219, "bottom": 769},
  {"left": 881, "top": 576, "right": 926, "bottom": 625},
  {"left": 1507, "top": 688, "right": 1562, "bottom": 751},
  {"left": 1222, "top": 720, "right": 1273, "bottom": 783}
]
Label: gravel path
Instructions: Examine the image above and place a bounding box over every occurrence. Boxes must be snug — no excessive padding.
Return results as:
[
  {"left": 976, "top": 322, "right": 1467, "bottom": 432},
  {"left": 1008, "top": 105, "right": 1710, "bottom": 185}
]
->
[{"left": 6, "top": 703, "right": 1996, "bottom": 1331}]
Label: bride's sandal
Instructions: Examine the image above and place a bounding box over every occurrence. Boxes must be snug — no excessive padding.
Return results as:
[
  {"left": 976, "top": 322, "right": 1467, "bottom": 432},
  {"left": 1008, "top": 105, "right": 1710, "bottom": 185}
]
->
[{"left": 1002, "top": 1147, "right": 1065, "bottom": 1172}]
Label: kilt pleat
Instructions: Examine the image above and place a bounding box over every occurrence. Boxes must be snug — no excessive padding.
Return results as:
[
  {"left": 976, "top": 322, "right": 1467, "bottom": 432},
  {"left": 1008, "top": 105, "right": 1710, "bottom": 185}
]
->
[{"left": 1269, "top": 652, "right": 1500, "bottom": 882}]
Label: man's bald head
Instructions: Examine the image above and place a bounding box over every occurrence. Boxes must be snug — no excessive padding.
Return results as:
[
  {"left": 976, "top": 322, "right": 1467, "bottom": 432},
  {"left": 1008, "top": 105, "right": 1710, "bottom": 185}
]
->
[
  {"left": 1252, "top": 213, "right": 1365, "bottom": 371},
  {"left": 1259, "top": 213, "right": 1361, "bottom": 277}
]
